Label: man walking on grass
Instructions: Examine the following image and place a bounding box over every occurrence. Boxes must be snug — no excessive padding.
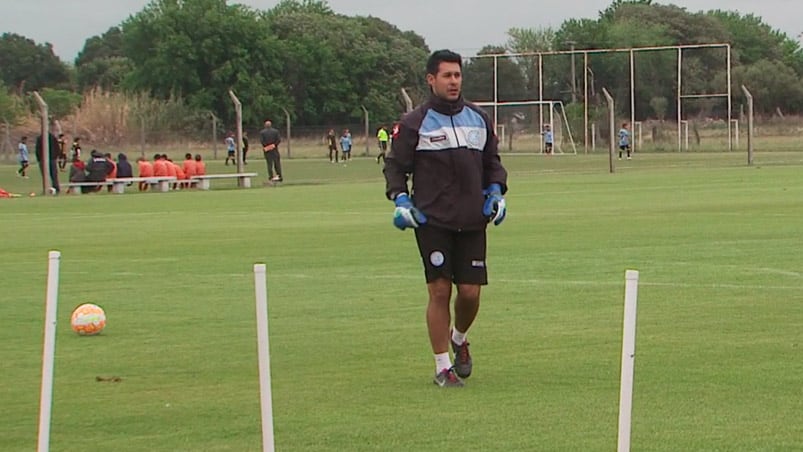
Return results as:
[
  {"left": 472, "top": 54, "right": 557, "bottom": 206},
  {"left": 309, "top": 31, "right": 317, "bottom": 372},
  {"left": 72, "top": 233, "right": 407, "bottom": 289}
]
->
[{"left": 383, "top": 49, "right": 508, "bottom": 388}]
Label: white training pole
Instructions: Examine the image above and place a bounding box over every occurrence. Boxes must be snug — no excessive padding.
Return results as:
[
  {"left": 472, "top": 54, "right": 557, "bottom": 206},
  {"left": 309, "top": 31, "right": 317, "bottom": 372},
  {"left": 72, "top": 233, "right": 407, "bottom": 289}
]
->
[
  {"left": 617, "top": 269, "right": 639, "bottom": 452},
  {"left": 254, "top": 264, "right": 275, "bottom": 452},
  {"left": 38, "top": 250, "right": 61, "bottom": 452}
]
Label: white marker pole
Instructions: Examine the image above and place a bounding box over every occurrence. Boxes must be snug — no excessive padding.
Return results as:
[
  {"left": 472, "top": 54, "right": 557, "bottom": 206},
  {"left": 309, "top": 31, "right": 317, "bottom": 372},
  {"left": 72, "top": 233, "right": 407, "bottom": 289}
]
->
[
  {"left": 38, "top": 251, "right": 61, "bottom": 452},
  {"left": 617, "top": 270, "right": 639, "bottom": 452},
  {"left": 254, "top": 264, "right": 275, "bottom": 452}
]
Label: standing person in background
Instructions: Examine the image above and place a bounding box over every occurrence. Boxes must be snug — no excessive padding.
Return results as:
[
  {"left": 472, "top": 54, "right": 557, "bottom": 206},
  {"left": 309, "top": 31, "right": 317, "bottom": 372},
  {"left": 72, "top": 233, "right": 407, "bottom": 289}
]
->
[
  {"left": 242, "top": 132, "right": 249, "bottom": 165},
  {"left": 70, "top": 137, "right": 82, "bottom": 167},
  {"left": 618, "top": 122, "right": 632, "bottom": 160},
  {"left": 57, "top": 134, "right": 67, "bottom": 171},
  {"left": 383, "top": 49, "right": 508, "bottom": 388},
  {"left": 327, "top": 128, "right": 339, "bottom": 163},
  {"left": 542, "top": 124, "right": 554, "bottom": 155},
  {"left": 260, "top": 119, "right": 283, "bottom": 182},
  {"left": 339, "top": 129, "right": 352, "bottom": 164},
  {"left": 17, "top": 136, "right": 30, "bottom": 178},
  {"left": 376, "top": 126, "right": 389, "bottom": 164},
  {"left": 225, "top": 132, "right": 236, "bottom": 166},
  {"left": 35, "top": 127, "right": 61, "bottom": 194}
]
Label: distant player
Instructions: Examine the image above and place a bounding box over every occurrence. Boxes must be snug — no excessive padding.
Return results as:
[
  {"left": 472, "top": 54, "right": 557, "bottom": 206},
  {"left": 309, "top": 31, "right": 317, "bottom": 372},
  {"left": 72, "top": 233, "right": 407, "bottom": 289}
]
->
[
  {"left": 242, "top": 132, "right": 249, "bottom": 165},
  {"left": 225, "top": 132, "right": 236, "bottom": 166},
  {"left": 69, "top": 137, "right": 81, "bottom": 166},
  {"left": 618, "top": 123, "right": 631, "bottom": 160},
  {"left": 376, "top": 126, "right": 389, "bottom": 164},
  {"left": 17, "top": 136, "right": 29, "bottom": 178},
  {"left": 327, "top": 129, "right": 338, "bottom": 163},
  {"left": 340, "top": 129, "right": 352, "bottom": 164},
  {"left": 57, "top": 134, "right": 68, "bottom": 170},
  {"left": 542, "top": 124, "right": 554, "bottom": 155}
]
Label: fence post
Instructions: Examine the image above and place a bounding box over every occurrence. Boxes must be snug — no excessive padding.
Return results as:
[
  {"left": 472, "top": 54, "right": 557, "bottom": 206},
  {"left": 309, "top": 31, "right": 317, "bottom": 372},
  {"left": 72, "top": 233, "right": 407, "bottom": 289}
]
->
[
  {"left": 32, "top": 92, "right": 52, "bottom": 195},
  {"left": 401, "top": 88, "right": 414, "bottom": 113},
  {"left": 210, "top": 112, "right": 219, "bottom": 160},
  {"left": 281, "top": 108, "right": 291, "bottom": 159},
  {"left": 361, "top": 105, "right": 370, "bottom": 156},
  {"left": 229, "top": 90, "right": 244, "bottom": 176},
  {"left": 140, "top": 115, "right": 146, "bottom": 159},
  {"left": 602, "top": 88, "right": 615, "bottom": 174},
  {"left": 741, "top": 85, "right": 754, "bottom": 166},
  {"left": 1, "top": 118, "right": 12, "bottom": 161}
]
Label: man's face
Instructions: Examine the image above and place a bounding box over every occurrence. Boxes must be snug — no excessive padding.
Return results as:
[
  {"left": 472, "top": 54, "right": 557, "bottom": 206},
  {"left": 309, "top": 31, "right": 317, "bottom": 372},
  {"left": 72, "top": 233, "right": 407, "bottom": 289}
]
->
[{"left": 427, "top": 61, "right": 462, "bottom": 101}]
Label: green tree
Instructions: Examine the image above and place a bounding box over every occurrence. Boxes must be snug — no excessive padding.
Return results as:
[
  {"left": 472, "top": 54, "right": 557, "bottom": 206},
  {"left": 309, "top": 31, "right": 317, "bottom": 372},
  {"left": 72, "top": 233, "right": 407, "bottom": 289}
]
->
[
  {"left": 0, "top": 82, "right": 25, "bottom": 124},
  {"left": 75, "top": 27, "right": 132, "bottom": 91},
  {"left": 0, "top": 33, "right": 71, "bottom": 92},
  {"left": 39, "top": 88, "right": 82, "bottom": 120},
  {"left": 122, "top": 0, "right": 291, "bottom": 126},
  {"left": 265, "top": 1, "right": 428, "bottom": 125}
]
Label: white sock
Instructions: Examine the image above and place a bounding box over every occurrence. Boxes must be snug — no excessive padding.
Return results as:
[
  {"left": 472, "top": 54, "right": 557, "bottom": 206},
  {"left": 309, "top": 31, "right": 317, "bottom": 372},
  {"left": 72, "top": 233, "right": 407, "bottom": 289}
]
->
[
  {"left": 451, "top": 328, "right": 467, "bottom": 345},
  {"left": 434, "top": 352, "right": 452, "bottom": 373}
]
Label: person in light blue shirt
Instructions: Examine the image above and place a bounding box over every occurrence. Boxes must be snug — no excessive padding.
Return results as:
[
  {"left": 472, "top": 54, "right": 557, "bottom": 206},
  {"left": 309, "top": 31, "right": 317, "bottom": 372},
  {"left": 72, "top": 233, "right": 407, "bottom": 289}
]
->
[
  {"left": 18, "top": 136, "right": 30, "bottom": 178},
  {"left": 542, "top": 124, "right": 554, "bottom": 155},
  {"left": 225, "top": 132, "right": 236, "bottom": 166},
  {"left": 340, "top": 129, "right": 353, "bottom": 163},
  {"left": 618, "top": 123, "right": 631, "bottom": 160}
]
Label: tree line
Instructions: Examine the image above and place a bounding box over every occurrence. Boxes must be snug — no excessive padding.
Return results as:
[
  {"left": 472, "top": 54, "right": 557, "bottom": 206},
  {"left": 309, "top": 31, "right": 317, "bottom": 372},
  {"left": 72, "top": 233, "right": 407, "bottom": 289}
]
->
[{"left": 1, "top": 0, "right": 801, "bottom": 132}]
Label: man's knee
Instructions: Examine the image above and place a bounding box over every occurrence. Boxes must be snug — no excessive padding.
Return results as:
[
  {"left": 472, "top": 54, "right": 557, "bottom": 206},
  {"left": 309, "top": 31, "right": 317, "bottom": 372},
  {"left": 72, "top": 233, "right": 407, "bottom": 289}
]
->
[
  {"left": 427, "top": 278, "right": 452, "bottom": 304},
  {"left": 456, "top": 284, "right": 481, "bottom": 302}
]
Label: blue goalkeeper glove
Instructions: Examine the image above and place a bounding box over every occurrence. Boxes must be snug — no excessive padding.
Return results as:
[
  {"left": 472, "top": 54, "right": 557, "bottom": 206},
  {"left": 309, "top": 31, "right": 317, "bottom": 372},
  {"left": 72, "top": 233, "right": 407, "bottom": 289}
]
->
[
  {"left": 393, "top": 193, "right": 427, "bottom": 230},
  {"left": 482, "top": 183, "right": 506, "bottom": 226}
]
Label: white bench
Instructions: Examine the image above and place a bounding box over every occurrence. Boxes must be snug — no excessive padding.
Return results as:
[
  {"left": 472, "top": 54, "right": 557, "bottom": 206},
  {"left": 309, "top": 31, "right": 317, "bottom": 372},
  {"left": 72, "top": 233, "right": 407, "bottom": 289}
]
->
[
  {"left": 191, "top": 173, "right": 258, "bottom": 190},
  {"left": 63, "top": 180, "right": 115, "bottom": 195},
  {"left": 108, "top": 177, "right": 178, "bottom": 193}
]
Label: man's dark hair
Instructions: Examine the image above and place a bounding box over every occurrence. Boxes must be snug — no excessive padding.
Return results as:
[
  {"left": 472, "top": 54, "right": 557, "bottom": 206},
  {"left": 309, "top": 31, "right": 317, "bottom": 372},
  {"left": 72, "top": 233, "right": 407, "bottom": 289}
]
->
[
  {"left": 426, "top": 50, "right": 462, "bottom": 75},
  {"left": 185, "top": 153, "right": 193, "bottom": 160}
]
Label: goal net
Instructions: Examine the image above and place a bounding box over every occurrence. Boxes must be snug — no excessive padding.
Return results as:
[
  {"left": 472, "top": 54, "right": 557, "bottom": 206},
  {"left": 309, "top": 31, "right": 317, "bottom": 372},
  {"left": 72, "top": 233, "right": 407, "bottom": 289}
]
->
[{"left": 475, "top": 100, "right": 577, "bottom": 155}]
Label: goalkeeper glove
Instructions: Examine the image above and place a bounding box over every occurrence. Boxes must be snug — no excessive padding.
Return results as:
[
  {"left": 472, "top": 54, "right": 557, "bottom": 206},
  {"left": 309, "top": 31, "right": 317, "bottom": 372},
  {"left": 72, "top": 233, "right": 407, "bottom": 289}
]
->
[
  {"left": 393, "top": 193, "right": 427, "bottom": 230},
  {"left": 482, "top": 183, "right": 506, "bottom": 226}
]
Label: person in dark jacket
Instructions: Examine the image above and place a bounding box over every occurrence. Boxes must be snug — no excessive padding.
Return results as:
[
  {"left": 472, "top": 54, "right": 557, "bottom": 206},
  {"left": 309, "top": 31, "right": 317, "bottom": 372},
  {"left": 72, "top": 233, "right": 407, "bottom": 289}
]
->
[
  {"left": 69, "top": 159, "right": 87, "bottom": 183},
  {"left": 260, "top": 120, "right": 282, "bottom": 182},
  {"left": 383, "top": 49, "right": 508, "bottom": 388},
  {"left": 116, "top": 153, "right": 133, "bottom": 178},
  {"left": 84, "top": 150, "right": 113, "bottom": 193},
  {"left": 35, "top": 129, "right": 61, "bottom": 194}
]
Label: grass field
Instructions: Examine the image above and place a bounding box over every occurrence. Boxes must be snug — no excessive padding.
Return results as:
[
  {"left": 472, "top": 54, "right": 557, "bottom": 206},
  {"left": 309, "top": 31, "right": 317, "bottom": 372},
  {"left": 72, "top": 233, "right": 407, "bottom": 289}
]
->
[{"left": 2, "top": 151, "right": 802, "bottom": 451}]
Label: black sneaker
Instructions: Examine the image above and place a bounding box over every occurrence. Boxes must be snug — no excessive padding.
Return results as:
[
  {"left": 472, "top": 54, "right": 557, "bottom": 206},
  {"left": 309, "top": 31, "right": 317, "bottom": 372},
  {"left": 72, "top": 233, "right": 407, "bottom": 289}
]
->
[
  {"left": 433, "top": 367, "right": 464, "bottom": 387},
  {"left": 452, "top": 339, "right": 473, "bottom": 378}
]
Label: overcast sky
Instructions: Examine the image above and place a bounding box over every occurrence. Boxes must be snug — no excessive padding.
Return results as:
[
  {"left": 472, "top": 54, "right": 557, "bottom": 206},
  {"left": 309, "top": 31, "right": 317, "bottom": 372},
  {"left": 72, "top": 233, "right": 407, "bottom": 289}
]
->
[{"left": 1, "top": 0, "right": 801, "bottom": 62}]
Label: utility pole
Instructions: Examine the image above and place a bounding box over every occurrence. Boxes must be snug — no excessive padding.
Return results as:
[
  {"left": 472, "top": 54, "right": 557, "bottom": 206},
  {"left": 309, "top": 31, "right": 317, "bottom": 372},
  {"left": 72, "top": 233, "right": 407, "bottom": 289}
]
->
[{"left": 566, "top": 40, "right": 577, "bottom": 103}]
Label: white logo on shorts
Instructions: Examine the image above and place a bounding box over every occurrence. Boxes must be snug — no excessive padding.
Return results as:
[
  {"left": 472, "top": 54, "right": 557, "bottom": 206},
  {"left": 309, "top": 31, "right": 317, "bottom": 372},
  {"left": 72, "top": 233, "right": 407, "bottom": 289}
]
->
[
  {"left": 430, "top": 251, "right": 445, "bottom": 267},
  {"left": 472, "top": 260, "right": 485, "bottom": 268}
]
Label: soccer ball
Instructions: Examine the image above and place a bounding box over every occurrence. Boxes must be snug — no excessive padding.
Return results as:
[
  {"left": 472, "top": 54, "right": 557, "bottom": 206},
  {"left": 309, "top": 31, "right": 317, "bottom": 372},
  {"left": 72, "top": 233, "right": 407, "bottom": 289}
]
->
[{"left": 70, "top": 303, "right": 106, "bottom": 336}]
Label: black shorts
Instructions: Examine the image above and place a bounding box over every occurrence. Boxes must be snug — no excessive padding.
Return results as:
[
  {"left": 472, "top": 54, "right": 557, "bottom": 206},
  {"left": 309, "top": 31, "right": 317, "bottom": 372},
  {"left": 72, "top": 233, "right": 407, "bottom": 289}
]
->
[
  {"left": 619, "top": 144, "right": 630, "bottom": 151},
  {"left": 379, "top": 141, "right": 388, "bottom": 151},
  {"left": 414, "top": 225, "right": 488, "bottom": 285},
  {"left": 228, "top": 150, "right": 236, "bottom": 156}
]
